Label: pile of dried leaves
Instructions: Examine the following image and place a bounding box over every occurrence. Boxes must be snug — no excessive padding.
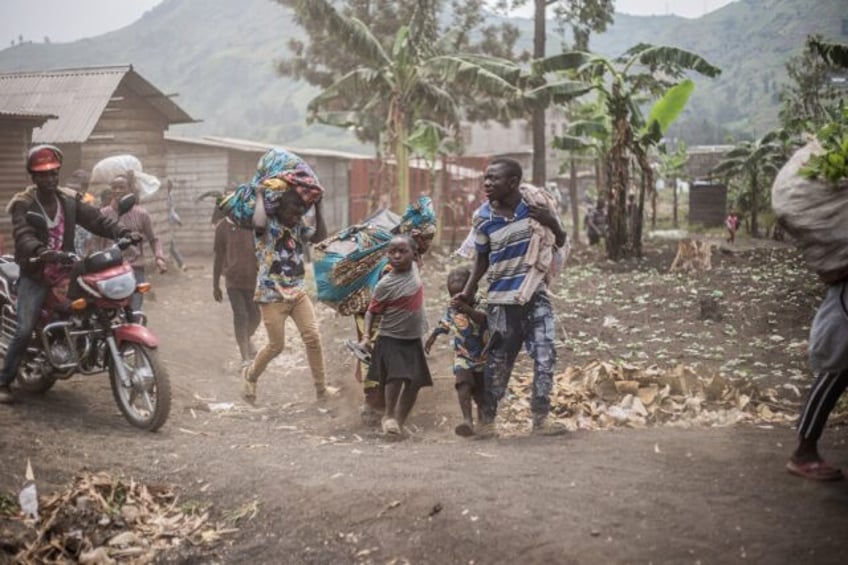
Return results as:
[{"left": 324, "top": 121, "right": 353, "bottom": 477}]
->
[
  {"left": 500, "top": 360, "right": 816, "bottom": 433},
  {"left": 1, "top": 471, "right": 236, "bottom": 564}
]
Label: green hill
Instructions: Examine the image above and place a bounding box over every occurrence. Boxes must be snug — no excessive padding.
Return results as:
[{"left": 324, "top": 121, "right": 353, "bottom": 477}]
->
[{"left": 0, "top": 0, "right": 843, "bottom": 150}]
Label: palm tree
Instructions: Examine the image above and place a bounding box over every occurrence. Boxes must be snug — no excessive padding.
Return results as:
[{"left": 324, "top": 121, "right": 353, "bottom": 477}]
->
[
  {"left": 537, "top": 45, "right": 721, "bottom": 259},
  {"left": 712, "top": 133, "right": 787, "bottom": 237},
  {"left": 291, "top": 0, "right": 521, "bottom": 211}
]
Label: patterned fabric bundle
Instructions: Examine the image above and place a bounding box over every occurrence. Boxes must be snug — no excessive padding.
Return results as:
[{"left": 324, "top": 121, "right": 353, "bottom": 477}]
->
[
  {"left": 313, "top": 226, "right": 393, "bottom": 316},
  {"left": 394, "top": 196, "right": 437, "bottom": 239},
  {"left": 218, "top": 148, "right": 324, "bottom": 227},
  {"left": 313, "top": 196, "right": 438, "bottom": 316}
]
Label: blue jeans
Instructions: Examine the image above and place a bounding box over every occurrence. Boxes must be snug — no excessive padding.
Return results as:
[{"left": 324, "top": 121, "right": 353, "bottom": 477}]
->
[
  {"left": 0, "top": 275, "right": 47, "bottom": 386},
  {"left": 481, "top": 291, "right": 557, "bottom": 422}
]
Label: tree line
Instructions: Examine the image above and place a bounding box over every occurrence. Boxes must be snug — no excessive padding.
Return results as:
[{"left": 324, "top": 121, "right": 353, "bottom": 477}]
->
[{"left": 275, "top": 0, "right": 845, "bottom": 260}]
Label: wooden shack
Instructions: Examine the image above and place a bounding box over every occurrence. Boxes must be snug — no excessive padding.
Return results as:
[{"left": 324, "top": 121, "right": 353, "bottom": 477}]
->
[
  {"left": 164, "top": 135, "right": 267, "bottom": 256},
  {"left": 686, "top": 145, "right": 735, "bottom": 181},
  {"left": 688, "top": 181, "right": 727, "bottom": 227},
  {"left": 0, "top": 65, "right": 195, "bottom": 254},
  {"left": 0, "top": 109, "right": 57, "bottom": 249},
  {"left": 164, "top": 135, "right": 366, "bottom": 254}
]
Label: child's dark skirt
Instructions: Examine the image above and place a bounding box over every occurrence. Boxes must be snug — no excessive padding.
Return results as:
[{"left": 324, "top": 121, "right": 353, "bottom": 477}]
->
[{"left": 366, "top": 335, "right": 433, "bottom": 389}]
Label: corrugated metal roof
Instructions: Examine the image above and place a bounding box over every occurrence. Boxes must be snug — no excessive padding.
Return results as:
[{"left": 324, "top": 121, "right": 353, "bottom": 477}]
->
[
  {"left": 408, "top": 157, "right": 482, "bottom": 179},
  {"left": 166, "top": 134, "right": 372, "bottom": 160},
  {"left": 0, "top": 108, "right": 57, "bottom": 121},
  {"left": 0, "top": 65, "right": 194, "bottom": 143},
  {"left": 165, "top": 133, "right": 272, "bottom": 153}
]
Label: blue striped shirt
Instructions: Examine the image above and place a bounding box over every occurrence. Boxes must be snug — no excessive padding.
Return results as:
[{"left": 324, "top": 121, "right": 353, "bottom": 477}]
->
[{"left": 473, "top": 200, "right": 541, "bottom": 304}]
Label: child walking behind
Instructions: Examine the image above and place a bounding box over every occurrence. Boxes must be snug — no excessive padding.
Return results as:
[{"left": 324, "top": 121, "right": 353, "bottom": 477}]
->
[
  {"left": 360, "top": 235, "right": 432, "bottom": 438},
  {"left": 425, "top": 266, "right": 488, "bottom": 437}
]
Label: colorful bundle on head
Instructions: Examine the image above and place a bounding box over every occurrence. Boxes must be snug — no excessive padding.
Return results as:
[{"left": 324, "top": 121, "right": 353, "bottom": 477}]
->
[
  {"left": 395, "top": 196, "right": 437, "bottom": 238},
  {"left": 218, "top": 147, "right": 324, "bottom": 227}
]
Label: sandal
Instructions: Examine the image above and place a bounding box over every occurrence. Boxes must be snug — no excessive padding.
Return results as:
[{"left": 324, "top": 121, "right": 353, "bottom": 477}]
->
[
  {"left": 786, "top": 459, "right": 844, "bottom": 481},
  {"left": 381, "top": 417, "right": 401, "bottom": 436}
]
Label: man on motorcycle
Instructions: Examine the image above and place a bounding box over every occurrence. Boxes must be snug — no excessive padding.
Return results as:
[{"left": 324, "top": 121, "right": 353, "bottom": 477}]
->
[{"left": 0, "top": 145, "right": 140, "bottom": 404}]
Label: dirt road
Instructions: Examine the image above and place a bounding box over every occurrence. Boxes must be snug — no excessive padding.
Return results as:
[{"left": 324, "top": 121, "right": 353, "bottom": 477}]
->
[{"left": 1, "top": 241, "right": 847, "bottom": 564}]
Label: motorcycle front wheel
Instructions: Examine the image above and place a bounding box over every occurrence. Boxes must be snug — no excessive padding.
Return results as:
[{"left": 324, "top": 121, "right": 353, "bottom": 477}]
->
[{"left": 108, "top": 343, "right": 171, "bottom": 431}]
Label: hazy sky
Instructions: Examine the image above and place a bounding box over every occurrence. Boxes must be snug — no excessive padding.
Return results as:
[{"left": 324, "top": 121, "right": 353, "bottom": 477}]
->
[{"left": 1, "top": 0, "right": 737, "bottom": 45}]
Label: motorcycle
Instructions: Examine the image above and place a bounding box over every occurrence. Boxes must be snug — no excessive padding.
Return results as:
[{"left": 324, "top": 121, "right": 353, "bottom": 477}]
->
[{"left": 0, "top": 197, "right": 171, "bottom": 431}]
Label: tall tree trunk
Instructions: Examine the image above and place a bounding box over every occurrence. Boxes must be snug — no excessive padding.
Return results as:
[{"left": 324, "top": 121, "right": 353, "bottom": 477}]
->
[
  {"left": 607, "top": 117, "right": 630, "bottom": 261},
  {"left": 650, "top": 183, "right": 657, "bottom": 230},
  {"left": 750, "top": 172, "right": 759, "bottom": 237},
  {"left": 672, "top": 176, "right": 678, "bottom": 228},
  {"left": 569, "top": 158, "right": 580, "bottom": 244},
  {"left": 595, "top": 157, "right": 605, "bottom": 199},
  {"left": 531, "top": 0, "right": 546, "bottom": 186},
  {"left": 433, "top": 154, "right": 448, "bottom": 246},
  {"left": 395, "top": 119, "right": 410, "bottom": 211},
  {"left": 637, "top": 168, "right": 650, "bottom": 258}
]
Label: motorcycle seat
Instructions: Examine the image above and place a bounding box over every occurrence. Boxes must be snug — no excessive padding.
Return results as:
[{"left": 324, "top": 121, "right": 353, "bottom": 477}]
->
[{"left": 0, "top": 262, "right": 19, "bottom": 282}]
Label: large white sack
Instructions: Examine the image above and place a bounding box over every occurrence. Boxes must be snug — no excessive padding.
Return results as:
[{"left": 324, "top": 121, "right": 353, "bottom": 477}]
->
[
  {"left": 772, "top": 139, "right": 848, "bottom": 283},
  {"left": 89, "top": 155, "right": 160, "bottom": 200}
]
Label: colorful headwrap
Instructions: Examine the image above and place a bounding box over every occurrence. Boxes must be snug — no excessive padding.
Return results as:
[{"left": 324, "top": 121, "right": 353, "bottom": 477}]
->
[
  {"left": 253, "top": 147, "right": 324, "bottom": 213},
  {"left": 219, "top": 147, "right": 324, "bottom": 226}
]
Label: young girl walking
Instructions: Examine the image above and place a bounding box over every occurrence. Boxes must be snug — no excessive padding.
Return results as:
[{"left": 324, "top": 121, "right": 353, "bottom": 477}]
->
[{"left": 359, "top": 234, "right": 432, "bottom": 437}]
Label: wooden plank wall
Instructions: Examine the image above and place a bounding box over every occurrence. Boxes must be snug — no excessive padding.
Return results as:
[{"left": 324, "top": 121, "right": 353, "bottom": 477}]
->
[
  {"left": 0, "top": 119, "right": 33, "bottom": 253},
  {"left": 79, "top": 80, "right": 171, "bottom": 263},
  {"left": 688, "top": 183, "right": 727, "bottom": 227},
  {"left": 165, "top": 142, "right": 230, "bottom": 256},
  {"left": 301, "top": 154, "right": 351, "bottom": 234}
]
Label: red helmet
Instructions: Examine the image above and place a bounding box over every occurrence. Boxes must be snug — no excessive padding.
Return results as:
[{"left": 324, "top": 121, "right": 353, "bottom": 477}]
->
[{"left": 27, "top": 144, "right": 63, "bottom": 172}]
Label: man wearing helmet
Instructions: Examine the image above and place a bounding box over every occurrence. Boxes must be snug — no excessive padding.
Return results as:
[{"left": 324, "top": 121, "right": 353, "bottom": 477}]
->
[{"left": 0, "top": 145, "right": 139, "bottom": 404}]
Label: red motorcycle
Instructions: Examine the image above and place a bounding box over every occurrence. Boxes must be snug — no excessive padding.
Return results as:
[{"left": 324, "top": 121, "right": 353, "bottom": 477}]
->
[{"left": 0, "top": 207, "right": 171, "bottom": 431}]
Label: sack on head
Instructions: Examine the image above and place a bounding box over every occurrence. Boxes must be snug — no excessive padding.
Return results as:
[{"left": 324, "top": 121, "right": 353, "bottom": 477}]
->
[{"left": 772, "top": 139, "right": 848, "bottom": 283}]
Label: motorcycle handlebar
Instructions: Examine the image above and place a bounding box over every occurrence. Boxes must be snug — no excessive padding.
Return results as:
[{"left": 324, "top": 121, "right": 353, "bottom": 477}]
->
[
  {"left": 29, "top": 250, "right": 78, "bottom": 265},
  {"left": 28, "top": 236, "right": 137, "bottom": 265}
]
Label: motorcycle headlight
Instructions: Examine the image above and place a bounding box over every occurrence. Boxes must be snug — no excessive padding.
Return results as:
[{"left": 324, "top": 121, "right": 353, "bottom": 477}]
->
[{"left": 95, "top": 270, "right": 137, "bottom": 300}]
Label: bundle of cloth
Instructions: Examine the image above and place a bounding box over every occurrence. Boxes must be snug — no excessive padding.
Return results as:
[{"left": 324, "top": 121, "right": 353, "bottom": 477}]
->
[
  {"left": 314, "top": 196, "right": 436, "bottom": 316},
  {"left": 516, "top": 183, "right": 567, "bottom": 304},
  {"left": 89, "top": 155, "right": 160, "bottom": 201},
  {"left": 218, "top": 147, "right": 324, "bottom": 227}
]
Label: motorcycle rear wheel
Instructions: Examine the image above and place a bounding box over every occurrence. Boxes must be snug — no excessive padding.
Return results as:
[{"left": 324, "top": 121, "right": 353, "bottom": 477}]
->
[{"left": 108, "top": 343, "right": 171, "bottom": 431}]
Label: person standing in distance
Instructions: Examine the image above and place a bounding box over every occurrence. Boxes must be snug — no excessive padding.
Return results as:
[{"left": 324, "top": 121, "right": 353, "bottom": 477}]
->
[{"left": 213, "top": 212, "right": 260, "bottom": 367}]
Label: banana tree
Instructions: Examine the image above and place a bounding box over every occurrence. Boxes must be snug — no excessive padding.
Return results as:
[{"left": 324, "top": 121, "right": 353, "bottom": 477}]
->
[
  {"left": 406, "top": 119, "right": 461, "bottom": 245},
  {"left": 536, "top": 45, "right": 720, "bottom": 259},
  {"left": 552, "top": 100, "right": 612, "bottom": 243},
  {"left": 293, "top": 0, "right": 521, "bottom": 211},
  {"left": 712, "top": 132, "right": 785, "bottom": 237}
]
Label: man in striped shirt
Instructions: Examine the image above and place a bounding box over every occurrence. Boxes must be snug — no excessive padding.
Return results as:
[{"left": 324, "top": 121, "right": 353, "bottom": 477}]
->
[{"left": 456, "top": 157, "right": 567, "bottom": 438}]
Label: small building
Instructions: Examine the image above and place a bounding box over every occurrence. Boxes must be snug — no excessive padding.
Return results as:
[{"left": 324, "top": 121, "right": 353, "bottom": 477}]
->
[
  {"left": 686, "top": 145, "right": 735, "bottom": 181},
  {"left": 0, "top": 108, "right": 57, "bottom": 248},
  {"left": 0, "top": 65, "right": 196, "bottom": 248},
  {"left": 688, "top": 181, "right": 727, "bottom": 227},
  {"left": 164, "top": 135, "right": 367, "bottom": 254}
]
